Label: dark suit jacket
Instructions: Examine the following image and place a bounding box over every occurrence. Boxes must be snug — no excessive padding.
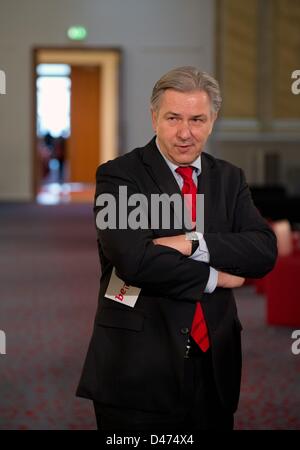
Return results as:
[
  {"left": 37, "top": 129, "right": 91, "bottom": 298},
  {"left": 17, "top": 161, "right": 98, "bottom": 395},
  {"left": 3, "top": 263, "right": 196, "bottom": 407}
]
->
[{"left": 76, "top": 137, "right": 277, "bottom": 414}]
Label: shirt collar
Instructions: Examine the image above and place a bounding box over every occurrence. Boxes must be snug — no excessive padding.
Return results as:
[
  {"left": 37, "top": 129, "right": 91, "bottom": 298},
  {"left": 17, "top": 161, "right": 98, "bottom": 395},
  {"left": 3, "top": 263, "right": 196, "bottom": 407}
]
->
[{"left": 155, "top": 137, "right": 201, "bottom": 175}]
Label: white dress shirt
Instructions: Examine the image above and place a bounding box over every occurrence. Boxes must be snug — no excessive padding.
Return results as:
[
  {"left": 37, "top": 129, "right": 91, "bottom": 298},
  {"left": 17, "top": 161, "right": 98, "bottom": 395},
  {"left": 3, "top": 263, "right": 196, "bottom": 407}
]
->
[{"left": 156, "top": 139, "right": 218, "bottom": 293}]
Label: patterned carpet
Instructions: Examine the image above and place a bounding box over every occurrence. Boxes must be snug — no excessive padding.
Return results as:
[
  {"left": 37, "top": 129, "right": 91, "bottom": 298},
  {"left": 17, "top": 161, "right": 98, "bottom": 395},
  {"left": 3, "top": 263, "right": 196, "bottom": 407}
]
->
[{"left": 0, "top": 203, "right": 299, "bottom": 430}]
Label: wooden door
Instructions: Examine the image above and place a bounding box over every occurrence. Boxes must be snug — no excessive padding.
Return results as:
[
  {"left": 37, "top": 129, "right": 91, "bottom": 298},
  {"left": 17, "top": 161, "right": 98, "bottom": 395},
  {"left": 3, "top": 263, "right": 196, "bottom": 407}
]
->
[{"left": 69, "top": 65, "right": 100, "bottom": 183}]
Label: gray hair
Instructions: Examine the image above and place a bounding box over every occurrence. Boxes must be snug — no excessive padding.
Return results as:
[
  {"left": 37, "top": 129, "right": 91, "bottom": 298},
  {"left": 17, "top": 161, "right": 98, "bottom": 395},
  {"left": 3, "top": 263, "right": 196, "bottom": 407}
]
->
[{"left": 150, "top": 66, "right": 222, "bottom": 115}]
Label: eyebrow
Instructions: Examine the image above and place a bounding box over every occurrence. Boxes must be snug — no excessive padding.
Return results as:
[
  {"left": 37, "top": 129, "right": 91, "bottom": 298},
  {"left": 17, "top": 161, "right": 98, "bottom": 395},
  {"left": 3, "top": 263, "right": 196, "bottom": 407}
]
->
[
  {"left": 165, "top": 112, "right": 181, "bottom": 116},
  {"left": 165, "top": 112, "right": 207, "bottom": 119}
]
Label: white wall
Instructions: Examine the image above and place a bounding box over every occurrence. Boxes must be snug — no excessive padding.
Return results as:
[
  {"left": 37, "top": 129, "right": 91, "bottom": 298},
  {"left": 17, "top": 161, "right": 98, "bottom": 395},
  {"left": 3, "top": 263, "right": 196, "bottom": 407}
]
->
[{"left": 0, "top": 0, "right": 215, "bottom": 200}]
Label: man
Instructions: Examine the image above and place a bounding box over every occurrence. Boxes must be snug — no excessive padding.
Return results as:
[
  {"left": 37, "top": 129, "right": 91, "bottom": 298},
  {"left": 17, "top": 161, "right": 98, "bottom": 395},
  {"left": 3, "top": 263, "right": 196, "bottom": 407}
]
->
[{"left": 76, "top": 66, "right": 277, "bottom": 430}]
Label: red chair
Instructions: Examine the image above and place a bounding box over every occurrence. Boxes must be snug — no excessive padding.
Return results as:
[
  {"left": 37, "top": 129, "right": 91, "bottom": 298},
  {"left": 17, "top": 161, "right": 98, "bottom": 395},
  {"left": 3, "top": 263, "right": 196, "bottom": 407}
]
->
[
  {"left": 265, "top": 254, "right": 300, "bottom": 326},
  {"left": 254, "top": 220, "right": 296, "bottom": 295}
]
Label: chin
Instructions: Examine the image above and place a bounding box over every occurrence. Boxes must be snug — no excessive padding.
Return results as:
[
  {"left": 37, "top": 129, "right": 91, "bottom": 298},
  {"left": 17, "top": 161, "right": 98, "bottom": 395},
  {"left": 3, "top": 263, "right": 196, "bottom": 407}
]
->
[{"left": 177, "top": 154, "right": 197, "bottom": 165}]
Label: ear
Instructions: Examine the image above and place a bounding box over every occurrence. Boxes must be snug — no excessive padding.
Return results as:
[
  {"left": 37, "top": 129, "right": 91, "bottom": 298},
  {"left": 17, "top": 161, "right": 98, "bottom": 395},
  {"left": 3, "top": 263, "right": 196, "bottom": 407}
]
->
[{"left": 151, "top": 109, "right": 158, "bottom": 132}]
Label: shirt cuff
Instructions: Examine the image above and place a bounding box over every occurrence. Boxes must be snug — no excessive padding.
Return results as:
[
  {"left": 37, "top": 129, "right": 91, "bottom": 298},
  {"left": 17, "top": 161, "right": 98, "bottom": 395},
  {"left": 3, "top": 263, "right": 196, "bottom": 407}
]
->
[
  {"left": 204, "top": 267, "right": 218, "bottom": 293},
  {"left": 188, "top": 234, "right": 210, "bottom": 263}
]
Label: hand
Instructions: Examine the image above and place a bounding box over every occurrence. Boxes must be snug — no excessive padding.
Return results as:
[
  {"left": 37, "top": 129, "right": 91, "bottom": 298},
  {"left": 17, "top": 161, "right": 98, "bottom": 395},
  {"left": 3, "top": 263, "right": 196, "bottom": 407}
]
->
[
  {"left": 217, "top": 271, "right": 245, "bottom": 289},
  {"left": 153, "top": 235, "right": 192, "bottom": 256}
]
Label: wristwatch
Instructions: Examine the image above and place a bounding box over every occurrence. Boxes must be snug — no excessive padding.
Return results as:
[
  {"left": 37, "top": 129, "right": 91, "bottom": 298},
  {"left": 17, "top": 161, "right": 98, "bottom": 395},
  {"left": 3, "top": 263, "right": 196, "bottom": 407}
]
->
[{"left": 185, "top": 231, "right": 200, "bottom": 255}]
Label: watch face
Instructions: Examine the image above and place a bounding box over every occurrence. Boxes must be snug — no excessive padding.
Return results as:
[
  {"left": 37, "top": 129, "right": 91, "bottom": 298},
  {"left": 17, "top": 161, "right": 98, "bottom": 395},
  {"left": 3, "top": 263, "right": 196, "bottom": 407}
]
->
[{"left": 191, "top": 239, "right": 199, "bottom": 254}]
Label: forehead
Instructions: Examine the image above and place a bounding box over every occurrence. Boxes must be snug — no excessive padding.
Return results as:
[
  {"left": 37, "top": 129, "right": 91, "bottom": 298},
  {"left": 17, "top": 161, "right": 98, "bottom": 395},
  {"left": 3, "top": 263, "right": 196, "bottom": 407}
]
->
[{"left": 159, "top": 89, "right": 211, "bottom": 114}]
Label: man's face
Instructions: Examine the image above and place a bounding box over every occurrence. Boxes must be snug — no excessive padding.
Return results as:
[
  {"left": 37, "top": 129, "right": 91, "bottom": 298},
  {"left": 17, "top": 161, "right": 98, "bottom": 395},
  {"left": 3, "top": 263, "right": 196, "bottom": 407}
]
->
[{"left": 151, "top": 89, "right": 216, "bottom": 166}]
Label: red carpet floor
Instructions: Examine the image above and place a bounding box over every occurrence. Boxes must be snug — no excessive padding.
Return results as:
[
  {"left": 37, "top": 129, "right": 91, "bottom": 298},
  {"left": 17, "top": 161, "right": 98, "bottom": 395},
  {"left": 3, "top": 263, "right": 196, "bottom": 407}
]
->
[{"left": 0, "top": 203, "right": 299, "bottom": 429}]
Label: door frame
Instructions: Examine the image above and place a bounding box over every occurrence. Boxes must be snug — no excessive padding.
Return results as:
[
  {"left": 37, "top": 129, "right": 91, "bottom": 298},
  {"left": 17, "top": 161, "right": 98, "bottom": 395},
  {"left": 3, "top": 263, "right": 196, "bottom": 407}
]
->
[{"left": 32, "top": 46, "right": 122, "bottom": 198}]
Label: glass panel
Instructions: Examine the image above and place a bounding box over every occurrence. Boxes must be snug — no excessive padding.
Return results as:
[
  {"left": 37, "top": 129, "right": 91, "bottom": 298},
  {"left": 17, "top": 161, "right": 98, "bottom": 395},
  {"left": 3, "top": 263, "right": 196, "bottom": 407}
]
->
[
  {"left": 36, "top": 76, "right": 71, "bottom": 137},
  {"left": 36, "top": 64, "right": 71, "bottom": 77}
]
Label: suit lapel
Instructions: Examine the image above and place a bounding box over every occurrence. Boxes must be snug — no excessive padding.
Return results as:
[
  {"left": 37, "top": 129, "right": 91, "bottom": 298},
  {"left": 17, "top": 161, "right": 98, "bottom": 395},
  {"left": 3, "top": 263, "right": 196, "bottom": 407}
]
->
[
  {"left": 141, "top": 138, "right": 184, "bottom": 230},
  {"left": 198, "top": 152, "right": 219, "bottom": 233},
  {"left": 142, "top": 137, "right": 182, "bottom": 197}
]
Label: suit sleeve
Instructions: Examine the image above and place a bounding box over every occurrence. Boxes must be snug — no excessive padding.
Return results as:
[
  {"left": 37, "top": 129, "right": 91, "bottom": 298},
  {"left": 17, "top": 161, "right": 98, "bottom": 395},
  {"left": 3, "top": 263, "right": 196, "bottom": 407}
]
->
[
  {"left": 94, "top": 164, "right": 210, "bottom": 302},
  {"left": 204, "top": 169, "right": 277, "bottom": 278}
]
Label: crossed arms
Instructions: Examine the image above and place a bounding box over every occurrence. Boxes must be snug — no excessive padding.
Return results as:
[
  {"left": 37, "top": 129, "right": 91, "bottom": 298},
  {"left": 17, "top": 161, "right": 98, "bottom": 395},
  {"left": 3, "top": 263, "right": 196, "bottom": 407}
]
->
[
  {"left": 152, "top": 234, "right": 245, "bottom": 289},
  {"left": 95, "top": 162, "right": 277, "bottom": 303}
]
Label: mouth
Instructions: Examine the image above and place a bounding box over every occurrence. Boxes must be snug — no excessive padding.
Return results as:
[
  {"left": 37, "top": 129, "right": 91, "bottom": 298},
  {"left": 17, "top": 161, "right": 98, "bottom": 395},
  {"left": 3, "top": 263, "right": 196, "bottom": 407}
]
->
[{"left": 175, "top": 144, "right": 194, "bottom": 152}]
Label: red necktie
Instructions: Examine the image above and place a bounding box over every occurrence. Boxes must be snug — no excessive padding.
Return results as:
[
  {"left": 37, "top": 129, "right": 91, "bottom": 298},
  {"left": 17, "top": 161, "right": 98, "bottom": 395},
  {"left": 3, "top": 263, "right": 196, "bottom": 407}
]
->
[{"left": 176, "top": 166, "right": 210, "bottom": 352}]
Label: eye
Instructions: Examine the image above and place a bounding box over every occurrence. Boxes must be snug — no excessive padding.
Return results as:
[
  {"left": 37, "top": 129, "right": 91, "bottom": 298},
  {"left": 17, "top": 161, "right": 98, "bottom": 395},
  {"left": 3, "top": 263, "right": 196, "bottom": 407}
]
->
[{"left": 167, "top": 116, "right": 178, "bottom": 122}]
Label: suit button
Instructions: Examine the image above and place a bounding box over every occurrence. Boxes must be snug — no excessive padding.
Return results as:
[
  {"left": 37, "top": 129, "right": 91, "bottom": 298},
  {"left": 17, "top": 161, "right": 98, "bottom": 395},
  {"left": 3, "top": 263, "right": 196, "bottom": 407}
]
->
[{"left": 180, "top": 327, "right": 190, "bottom": 335}]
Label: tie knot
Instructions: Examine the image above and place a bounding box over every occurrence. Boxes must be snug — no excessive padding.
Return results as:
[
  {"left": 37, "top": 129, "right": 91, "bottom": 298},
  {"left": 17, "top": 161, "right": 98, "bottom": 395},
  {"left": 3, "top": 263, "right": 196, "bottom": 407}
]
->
[{"left": 176, "top": 166, "right": 194, "bottom": 181}]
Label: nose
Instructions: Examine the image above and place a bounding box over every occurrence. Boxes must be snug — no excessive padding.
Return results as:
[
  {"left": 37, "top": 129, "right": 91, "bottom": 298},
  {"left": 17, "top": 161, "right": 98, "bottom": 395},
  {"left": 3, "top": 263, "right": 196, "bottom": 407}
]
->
[{"left": 177, "top": 121, "right": 192, "bottom": 140}]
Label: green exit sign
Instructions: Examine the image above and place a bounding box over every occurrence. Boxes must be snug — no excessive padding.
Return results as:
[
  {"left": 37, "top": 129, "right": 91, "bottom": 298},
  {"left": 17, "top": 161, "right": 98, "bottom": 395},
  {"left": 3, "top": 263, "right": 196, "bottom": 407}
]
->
[{"left": 67, "top": 26, "right": 87, "bottom": 41}]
